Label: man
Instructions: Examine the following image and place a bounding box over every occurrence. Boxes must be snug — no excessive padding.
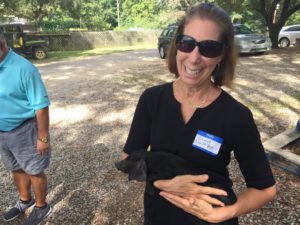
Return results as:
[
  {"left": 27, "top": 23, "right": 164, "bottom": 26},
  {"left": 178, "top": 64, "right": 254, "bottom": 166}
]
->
[{"left": 0, "top": 29, "right": 52, "bottom": 225}]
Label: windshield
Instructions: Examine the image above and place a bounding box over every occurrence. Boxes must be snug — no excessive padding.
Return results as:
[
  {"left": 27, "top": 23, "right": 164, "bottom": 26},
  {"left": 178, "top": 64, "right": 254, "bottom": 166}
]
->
[{"left": 234, "top": 25, "right": 254, "bottom": 35}]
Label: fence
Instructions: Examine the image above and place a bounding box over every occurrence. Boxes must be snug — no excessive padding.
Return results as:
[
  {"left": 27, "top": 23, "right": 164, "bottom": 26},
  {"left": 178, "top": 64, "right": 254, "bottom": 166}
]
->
[{"left": 43, "top": 30, "right": 161, "bottom": 51}]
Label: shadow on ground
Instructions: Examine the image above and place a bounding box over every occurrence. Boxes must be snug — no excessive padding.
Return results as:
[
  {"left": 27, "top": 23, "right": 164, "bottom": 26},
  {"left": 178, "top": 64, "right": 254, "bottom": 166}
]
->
[{"left": 0, "top": 48, "right": 299, "bottom": 225}]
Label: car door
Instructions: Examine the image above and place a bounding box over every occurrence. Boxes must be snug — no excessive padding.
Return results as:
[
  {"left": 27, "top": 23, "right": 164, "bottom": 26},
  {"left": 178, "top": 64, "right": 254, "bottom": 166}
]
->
[
  {"left": 158, "top": 26, "right": 177, "bottom": 58},
  {"left": 287, "top": 25, "right": 300, "bottom": 44}
]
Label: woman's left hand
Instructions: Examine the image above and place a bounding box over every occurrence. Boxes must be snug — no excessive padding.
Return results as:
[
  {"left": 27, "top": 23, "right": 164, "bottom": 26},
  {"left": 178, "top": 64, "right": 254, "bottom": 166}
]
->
[
  {"left": 154, "top": 174, "right": 227, "bottom": 207},
  {"left": 159, "top": 191, "right": 233, "bottom": 223}
]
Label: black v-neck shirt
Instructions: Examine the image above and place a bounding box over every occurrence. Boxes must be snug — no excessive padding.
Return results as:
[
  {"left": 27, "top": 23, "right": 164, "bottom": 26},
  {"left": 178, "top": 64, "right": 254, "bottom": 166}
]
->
[{"left": 123, "top": 82, "right": 275, "bottom": 225}]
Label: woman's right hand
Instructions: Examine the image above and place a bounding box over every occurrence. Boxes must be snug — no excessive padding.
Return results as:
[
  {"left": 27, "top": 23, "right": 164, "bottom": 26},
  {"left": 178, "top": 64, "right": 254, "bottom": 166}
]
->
[{"left": 153, "top": 174, "right": 228, "bottom": 207}]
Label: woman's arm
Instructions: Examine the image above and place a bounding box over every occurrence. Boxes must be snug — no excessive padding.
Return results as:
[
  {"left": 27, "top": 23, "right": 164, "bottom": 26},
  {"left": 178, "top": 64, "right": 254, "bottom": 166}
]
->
[
  {"left": 157, "top": 182, "right": 276, "bottom": 223},
  {"left": 229, "top": 185, "right": 276, "bottom": 218}
]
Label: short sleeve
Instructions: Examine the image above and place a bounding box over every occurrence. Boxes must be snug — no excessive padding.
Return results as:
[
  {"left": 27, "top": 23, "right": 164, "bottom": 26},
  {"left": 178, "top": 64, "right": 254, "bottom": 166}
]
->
[
  {"left": 24, "top": 67, "right": 50, "bottom": 110},
  {"left": 230, "top": 108, "right": 275, "bottom": 189},
  {"left": 123, "top": 89, "right": 152, "bottom": 154}
]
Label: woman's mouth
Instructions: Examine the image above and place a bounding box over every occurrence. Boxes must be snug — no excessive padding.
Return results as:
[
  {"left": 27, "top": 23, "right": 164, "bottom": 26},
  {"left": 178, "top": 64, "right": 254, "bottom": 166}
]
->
[{"left": 186, "top": 67, "right": 202, "bottom": 76}]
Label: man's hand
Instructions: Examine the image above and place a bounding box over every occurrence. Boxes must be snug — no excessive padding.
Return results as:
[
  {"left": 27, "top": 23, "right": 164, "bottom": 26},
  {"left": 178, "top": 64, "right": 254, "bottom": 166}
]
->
[{"left": 37, "top": 139, "right": 50, "bottom": 155}]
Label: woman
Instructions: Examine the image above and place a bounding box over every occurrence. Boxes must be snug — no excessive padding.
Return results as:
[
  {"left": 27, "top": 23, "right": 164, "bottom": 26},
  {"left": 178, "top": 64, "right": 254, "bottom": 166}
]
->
[{"left": 121, "top": 3, "right": 276, "bottom": 225}]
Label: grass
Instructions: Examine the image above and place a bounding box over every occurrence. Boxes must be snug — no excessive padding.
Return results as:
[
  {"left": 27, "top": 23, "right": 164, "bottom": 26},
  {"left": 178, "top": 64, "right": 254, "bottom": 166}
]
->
[{"left": 32, "top": 44, "right": 156, "bottom": 64}]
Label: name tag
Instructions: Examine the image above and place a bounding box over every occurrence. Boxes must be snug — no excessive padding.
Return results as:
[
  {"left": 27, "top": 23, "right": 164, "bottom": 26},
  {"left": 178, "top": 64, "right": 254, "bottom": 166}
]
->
[{"left": 192, "top": 130, "right": 223, "bottom": 156}]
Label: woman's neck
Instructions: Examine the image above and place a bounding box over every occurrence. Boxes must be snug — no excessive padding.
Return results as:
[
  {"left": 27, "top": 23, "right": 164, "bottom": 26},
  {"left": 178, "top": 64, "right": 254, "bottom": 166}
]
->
[
  {"left": 175, "top": 78, "right": 216, "bottom": 109},
  {"left": 177, "top": 78, "right": 212, "bottom": 95}
]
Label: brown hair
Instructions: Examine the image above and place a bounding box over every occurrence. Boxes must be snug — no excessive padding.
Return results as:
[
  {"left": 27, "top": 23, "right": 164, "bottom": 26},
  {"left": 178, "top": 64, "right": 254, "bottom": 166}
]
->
[{"left": 167, "top": 3, "right": 237, "bottom": 87}]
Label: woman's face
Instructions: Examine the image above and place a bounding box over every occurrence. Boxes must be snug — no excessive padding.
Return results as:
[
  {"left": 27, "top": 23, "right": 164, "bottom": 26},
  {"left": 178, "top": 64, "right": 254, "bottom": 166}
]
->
[{"left": 176, "top": 18, "right": 223, "bottom": 88}]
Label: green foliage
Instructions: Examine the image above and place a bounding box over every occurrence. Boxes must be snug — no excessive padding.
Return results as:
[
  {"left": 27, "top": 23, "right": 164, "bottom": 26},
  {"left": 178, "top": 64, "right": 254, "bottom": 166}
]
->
[
  {"left": 1, "top": 0, "right": 299, "bottom": 34},
  {"left": 0, "top": 0, "right": 59, "bottom": 22},
  {"left": 120, "top": 0, "right": 160, "bottom": 28},
  {"left": 286, "top": 11, "right": 300, "bottom": 25},
  {"left": 37, "top": 19, "right": 80, "bottom": 32}
]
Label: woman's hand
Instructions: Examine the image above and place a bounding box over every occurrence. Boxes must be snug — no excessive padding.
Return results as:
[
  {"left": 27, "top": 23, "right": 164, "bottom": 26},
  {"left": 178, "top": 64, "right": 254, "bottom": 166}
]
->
[
  {"left": 153, "top": 174, "right": 228, "bottom": 207},
  {"left": 155, "top": 176, "right": 276, "bottom": 223},
  {"left": 159, "top": 191, "right": 234, "bottom": 223}
]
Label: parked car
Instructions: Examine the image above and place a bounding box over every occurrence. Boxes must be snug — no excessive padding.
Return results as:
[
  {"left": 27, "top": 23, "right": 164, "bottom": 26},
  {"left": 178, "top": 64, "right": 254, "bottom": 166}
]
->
[
  {"left": 157, "top": 24, "right": 177, "bottom": 59},
  {"left": 233, "top": 24, "right": 271, "bottom": 54},
  {"left": 0, "top": 23, "right": 49, "bottom": 60},
  {"left": 157, "top": 24, "right": 271, "bottom": 58},
  {"left": 278, "top": 24, "right": 300, "bottom": 48}
]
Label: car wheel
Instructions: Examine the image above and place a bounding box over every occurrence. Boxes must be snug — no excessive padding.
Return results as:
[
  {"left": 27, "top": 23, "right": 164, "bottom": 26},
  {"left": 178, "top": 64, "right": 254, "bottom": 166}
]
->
[
  {"left": 279, "top": 38, "right": 290, "bottom": 48},
  {"left": 159, "top": 46, "right": 166, "bottom": 59},
  {"left": 33, "top": 48, "right": 47, "bottom": 60}
]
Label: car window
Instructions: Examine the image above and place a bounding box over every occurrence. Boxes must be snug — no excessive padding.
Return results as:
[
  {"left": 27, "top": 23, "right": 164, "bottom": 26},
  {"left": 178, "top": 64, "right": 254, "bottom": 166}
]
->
[
  {"left": 286, "top": 26, "right": 300, "bottom": 32},
  {"left": 4, "top": 26, "right": 15, "bottom": 32},
  {"left": 235, "top": 25, "right": 254, "bottom": 35},
  {"left": 161, "top": 28, "right": 169, "bottom": 37},
  {"left": 168, "top": 27, "right": 177, "bottom": 37},
  {"left": 2, "top": 25, "right": 22, "bottom": 33}
]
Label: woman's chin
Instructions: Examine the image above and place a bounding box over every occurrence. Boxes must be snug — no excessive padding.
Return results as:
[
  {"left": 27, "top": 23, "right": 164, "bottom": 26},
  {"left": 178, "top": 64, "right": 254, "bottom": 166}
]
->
[{"left": 181, "top": 74, "right": 201, "bottom": 85}]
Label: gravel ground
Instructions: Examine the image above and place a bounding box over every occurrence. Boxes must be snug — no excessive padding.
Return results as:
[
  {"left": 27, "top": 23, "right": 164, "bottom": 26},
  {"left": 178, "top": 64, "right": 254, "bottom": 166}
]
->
[{"left": 0, "top": 47, "right": 299, "bottom": 225}]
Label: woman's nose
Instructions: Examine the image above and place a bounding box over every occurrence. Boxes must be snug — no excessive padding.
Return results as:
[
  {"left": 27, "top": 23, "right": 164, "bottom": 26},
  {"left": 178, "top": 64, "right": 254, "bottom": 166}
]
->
[{"left": 188, "top": 46, "right": 203, "bottom": 63}]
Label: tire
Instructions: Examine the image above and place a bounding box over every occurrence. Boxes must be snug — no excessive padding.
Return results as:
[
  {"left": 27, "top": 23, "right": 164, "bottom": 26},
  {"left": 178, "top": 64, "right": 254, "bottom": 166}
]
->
[
  {"left": 159, "top": 46, "right": 166, "bottom": 59},
  {"left": 278, "top": 38, "right": 290, "bottom": 48},
  {"left": 33, "top": 48, "right": 47, "bottom": 60}
]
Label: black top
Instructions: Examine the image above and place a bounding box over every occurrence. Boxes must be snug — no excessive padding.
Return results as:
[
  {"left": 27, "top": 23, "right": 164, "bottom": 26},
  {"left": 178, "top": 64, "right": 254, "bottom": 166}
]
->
[{"left": 123, "top": 82, "right": 275, "bottom": 225}]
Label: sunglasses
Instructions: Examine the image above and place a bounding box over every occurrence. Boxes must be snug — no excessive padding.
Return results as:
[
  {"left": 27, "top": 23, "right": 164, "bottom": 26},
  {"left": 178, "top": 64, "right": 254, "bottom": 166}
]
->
[{"left": 176, "top": 35, "right": 224, "bottom": 58}]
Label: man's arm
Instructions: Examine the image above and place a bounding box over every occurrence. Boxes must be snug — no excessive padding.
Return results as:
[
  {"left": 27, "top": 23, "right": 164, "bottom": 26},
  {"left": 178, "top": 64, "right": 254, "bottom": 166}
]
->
[{"left": 35, "top": 107, "right": 50, "bottom": 154}]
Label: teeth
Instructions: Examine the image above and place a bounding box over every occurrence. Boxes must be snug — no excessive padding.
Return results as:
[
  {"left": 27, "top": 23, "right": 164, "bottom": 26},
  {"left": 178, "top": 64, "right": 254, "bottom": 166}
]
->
[{"left": 186, "top": 67, "right": 201, "bottom": 75}]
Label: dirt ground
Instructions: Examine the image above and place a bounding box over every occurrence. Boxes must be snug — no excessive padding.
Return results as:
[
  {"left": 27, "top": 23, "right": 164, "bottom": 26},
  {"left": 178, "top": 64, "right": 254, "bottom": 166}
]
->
[{"left": 0, "top": 47, "right": 299, "bottom": 225}]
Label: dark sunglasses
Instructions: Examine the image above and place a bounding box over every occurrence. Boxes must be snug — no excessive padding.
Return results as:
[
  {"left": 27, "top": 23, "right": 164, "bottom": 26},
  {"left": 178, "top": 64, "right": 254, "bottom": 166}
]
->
[{"left": 176, "top": 35, "right": 224, "bottom": 58}]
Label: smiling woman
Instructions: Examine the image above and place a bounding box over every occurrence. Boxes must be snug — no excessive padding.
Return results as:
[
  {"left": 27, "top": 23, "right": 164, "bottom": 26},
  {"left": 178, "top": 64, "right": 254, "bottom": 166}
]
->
[{"left": 121, "top": 3, "right": 276, "bottom": 225}]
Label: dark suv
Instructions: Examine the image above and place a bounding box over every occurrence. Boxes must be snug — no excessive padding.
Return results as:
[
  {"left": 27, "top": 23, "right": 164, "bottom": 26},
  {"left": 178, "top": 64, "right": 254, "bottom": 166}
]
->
[
  {"left": 0, "top": 23, "right": 49, "bottom": 60},
  {"left": 157, "top": 24, "right": 178, "bottom": 59}
]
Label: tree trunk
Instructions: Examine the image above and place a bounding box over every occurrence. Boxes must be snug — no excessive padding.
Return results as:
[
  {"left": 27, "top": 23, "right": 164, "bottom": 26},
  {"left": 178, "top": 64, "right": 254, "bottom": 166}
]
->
[{"left": 269, "top": 27, "right": 280, "bottom": 48}]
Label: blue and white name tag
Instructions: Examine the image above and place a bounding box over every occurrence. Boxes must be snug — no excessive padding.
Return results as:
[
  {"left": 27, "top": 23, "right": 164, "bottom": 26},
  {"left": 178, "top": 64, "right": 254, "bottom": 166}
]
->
[{"left": 192, "top": 130, "right": 223, "bottom": 156}]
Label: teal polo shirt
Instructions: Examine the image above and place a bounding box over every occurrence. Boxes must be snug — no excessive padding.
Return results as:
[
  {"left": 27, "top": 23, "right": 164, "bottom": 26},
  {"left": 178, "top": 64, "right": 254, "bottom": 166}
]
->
[{"left": 0, "top": 49, "right": 50, "bottom": 131}]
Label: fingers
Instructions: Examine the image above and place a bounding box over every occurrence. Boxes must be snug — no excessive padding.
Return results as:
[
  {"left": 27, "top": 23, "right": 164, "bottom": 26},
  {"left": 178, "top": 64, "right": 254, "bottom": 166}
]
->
[
  {"left": 153, "top": 179, "right": 171, "bottom": 190},
  {"left": 121, "top": 152, "right": 128, "bottom": 160},
  {"left": 159, "top": 190, "right": 232, "bottom": 223},
  {"left": 160, "top": 191, "right": 191, "bottom": 209},
  {"left": 197, "top": 186, "right": 227, "bottom": 196},
  {"left": 159, "top": 191, "right": 213, "bottom": 218},
  {"left": 37, "top": 147, "right": 50, "bottom": 155},
  {"left": 37, "top": 142, "right": 51, "bottom": 155},
  {"left": 196, "top": 194, "right": 225, "bottom": 207},
  {"left": 154, "top": 174, "right": 227, "bottom": 197},
  {"left": 187, "top": 174, "right": 209, "bottom": 183},
  {"left": 154, "top": 174, "right": 209, "bottom": 191}
]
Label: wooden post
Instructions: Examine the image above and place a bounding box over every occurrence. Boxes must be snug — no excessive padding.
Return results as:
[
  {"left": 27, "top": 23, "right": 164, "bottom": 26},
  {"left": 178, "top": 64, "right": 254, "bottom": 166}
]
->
[{"left": 296, "top": 38, "right": 300, "bottom": 50}]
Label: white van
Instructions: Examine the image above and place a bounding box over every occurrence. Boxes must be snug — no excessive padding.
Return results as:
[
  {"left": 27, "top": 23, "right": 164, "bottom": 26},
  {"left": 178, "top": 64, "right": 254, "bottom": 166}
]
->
[{"left": 278, "top": 24, "right": 300, "bottom": 47}]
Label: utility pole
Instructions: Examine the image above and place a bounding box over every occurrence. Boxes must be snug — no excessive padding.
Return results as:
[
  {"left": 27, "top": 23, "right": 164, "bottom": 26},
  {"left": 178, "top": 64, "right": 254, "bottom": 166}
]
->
[
  {"left": 273, "top": 4, "right": 280, "bottom": 24},
  {"left": 117, "top": 0, "right": 120, "bottom": 27}
]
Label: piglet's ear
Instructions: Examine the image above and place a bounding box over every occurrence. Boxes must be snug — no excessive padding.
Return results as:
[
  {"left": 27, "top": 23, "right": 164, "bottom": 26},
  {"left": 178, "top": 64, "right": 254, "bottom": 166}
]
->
[{"left": 128, "top": 159, "right": 147, "bottom": 181}]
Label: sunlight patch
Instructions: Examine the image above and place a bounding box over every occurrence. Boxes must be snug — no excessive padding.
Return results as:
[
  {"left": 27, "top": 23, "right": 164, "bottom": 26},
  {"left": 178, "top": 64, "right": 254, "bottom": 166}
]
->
[{"left": 51, "top": 105, "right": 92, "bottom": 124}]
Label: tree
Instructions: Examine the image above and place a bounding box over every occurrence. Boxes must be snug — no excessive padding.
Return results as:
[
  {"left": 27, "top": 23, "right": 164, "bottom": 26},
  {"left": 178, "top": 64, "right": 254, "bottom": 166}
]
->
[
  {"left": 121, "top": 0, "right": 160, "bottom": 28},
  {"left": 249, "top": 0, "right": 300, "bottom": 48},
  {"left": 0, "top": 0, "right": 57, "bottom": 22},
  {"left": 59, "top": 0, "right": 117, "bottom": 30}
]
